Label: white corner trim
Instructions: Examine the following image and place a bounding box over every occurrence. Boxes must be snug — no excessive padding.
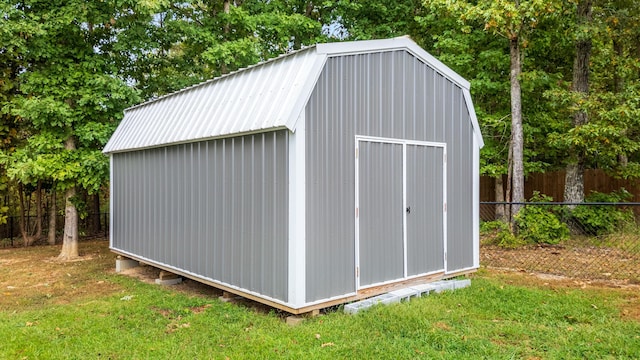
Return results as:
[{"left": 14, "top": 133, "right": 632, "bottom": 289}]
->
[
  {"left": 288, "top": 113, "right": 306, "bottom": 306},
  {"left": 109, "top": 154, "right": 114, "bottom": 248},
  {"left": 442, "top": 145, "right": 448, "bottom": 273},
  {"left": 473, "top": 134, "right": 480, "bottom": 268},
  {"left": 463, "top": 89, "right": 484, "bottom": 148}
]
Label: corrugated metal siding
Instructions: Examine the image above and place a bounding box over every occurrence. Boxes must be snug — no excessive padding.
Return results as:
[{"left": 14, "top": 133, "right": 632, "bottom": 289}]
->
[
  {"left": 111, "top": 131, "right": 289, "bottom": 301},
  {"left": 104, "top": 48, "right": 322, "bottom": 153},
  {"left": 305, "top": 50, "right": 475, "bottom": 302}
]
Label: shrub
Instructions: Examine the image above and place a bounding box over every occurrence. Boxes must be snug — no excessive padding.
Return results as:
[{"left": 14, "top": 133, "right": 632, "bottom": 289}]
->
[
  {"left": 570, "top": 189, "right": 635, "bottom": 236},
  {"left": 480, "top": 220, "right": 525, "bottom": 248},
  {"left": 514, "top": 192, "right": 569, "bottom": 245}
]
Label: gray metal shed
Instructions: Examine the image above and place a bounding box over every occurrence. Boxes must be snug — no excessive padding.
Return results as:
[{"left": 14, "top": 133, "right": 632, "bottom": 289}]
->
[{"left": 104, "top": 36, "right": 483, "bottom": 313}]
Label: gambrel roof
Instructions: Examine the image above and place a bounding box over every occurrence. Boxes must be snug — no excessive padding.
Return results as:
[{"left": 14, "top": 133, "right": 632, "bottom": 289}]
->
[{"left": 104, "top": 36, "right": 483, "bottom": 154}]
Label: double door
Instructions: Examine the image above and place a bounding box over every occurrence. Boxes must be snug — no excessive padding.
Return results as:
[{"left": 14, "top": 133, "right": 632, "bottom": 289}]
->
[{"left": 356, "top": 137, "right": 446, "bottom": 289}]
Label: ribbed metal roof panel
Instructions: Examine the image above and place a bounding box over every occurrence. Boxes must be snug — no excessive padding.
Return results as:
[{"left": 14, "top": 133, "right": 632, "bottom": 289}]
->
[{"left": 104, "top": 47, "right": 324, "bottom": 153}]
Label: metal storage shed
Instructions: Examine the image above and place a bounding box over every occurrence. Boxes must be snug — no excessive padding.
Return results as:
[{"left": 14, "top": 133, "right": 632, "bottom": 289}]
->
[{"left": 104, "top": 36, "right": 484, "bottom": 314}]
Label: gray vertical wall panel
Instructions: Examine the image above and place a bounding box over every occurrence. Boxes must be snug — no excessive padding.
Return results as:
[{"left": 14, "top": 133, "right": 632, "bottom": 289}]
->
[
  {"left": 305, "top": 60, "right": 357, "bottom": 301},
  {"left": 111, "top": 131, "right": 289, "bottom": 302},
  {"left": 446, "top": 91, "right": 474, "bottom": 270},
  {"left": 305, "top": 50, "right": 475, "bottom": 302}
]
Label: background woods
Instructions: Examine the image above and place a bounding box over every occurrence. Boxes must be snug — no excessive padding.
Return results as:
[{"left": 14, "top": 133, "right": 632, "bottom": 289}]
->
[{"left": 1, "top": 0, "right": 640, "bottom": 253}]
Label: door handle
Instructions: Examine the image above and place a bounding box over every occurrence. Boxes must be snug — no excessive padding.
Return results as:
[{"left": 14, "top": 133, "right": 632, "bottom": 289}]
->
[{"left": 406, "top": 206, "right": 411, "bottom": 214}]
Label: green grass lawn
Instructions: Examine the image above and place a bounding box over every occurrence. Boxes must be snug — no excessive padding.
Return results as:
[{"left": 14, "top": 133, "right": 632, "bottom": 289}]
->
[{"left": 1, "top": 242, "right": 639, "bottom": 359}]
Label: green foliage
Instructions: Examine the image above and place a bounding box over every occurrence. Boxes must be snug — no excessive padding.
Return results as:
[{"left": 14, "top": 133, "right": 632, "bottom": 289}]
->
[
  {"left": 480, "top": 220, "right": 524, "bottom": 248},
  {"left": 515, "top": 192, "right": 569, "bottom": 244},
  {"left": 571, "top": 189, "right": 635, "bottom": 235}
]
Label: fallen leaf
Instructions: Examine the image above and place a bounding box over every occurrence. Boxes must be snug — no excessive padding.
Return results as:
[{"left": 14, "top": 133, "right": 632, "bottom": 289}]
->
[
  {"left": 26, "top": 322, "right": 33, "bottom": 327},
  {"left": 591, "top": 304, "right": 598, "bottom": 309},
  {"left": 321, "top": 342, "right": 335, "bottom": 347},
  {"left": 315, "top": 333, "right": 321, "bottom": 340}
]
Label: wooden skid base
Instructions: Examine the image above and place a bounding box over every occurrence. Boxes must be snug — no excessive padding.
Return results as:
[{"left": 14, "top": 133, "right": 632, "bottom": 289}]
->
[{"left": 112, "top": 249, "right": 475, "bottom": 315}]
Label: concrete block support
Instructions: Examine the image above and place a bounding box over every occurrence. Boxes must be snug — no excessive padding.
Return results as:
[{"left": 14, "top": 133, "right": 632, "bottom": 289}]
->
[
  {"left": 115, "top": 256, "right": 139, "bottom": 273},
  {"left": 155, "top": 277, "right": 183, "bottom": 285},
  {"left": 344, "top": 279, "right": 472, "bottom": 314},
  {"left": 286, "top": 316, "right": 305, "bottom": 326},
  {"left": 155, "top": 270, "right": 183, "bottom": 285}
]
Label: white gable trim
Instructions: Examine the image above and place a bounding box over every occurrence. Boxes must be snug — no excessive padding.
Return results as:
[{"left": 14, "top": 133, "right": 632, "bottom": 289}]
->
[{"left": 463, "top": 88, "right": 484, "bottom": 148}]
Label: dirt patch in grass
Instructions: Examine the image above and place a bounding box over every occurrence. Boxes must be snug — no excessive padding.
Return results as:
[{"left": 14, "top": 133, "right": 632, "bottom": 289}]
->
[
  {"left": 481, "top": 242, "right": 640, "bottom": 282},
  {"left": 0, "top": 240, "right": 121, "bottom": 311},
  {"left": 478, "top": 268, "right": 640, "bottom": 322}
]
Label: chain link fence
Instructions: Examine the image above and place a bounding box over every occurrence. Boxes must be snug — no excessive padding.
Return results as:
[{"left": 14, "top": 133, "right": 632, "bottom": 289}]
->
[{"left": 480, "top": 202, "right": 640, "bottom": 283}]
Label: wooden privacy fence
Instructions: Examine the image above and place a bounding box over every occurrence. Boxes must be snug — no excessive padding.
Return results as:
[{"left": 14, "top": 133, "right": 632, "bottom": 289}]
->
[{"left": 481, "top": 169, "right": 640, "bottom": 202}]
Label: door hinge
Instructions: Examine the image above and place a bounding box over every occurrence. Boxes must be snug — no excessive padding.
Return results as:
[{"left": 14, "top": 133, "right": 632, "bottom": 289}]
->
[
  {"left": 356, "top": 267, "right": 360, "bottom": 277},
  {"left": 355, "top": 207, "right": 359, "bottom": 218}
]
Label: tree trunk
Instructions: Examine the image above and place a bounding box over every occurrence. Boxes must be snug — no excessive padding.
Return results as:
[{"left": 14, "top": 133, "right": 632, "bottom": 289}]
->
[
  {"left": 34, "top": 180, "right": 42, "bottom": 240},
  {"left": 564, "top": 0, "right": 592, "bottom": 204},
  {"left": 18, "top": 183, "right": 34, "bottom": 246},
  {"left": 495, "top": 176, "right": 506, "bottom": 221},
  {"left": 564, "top": 162, "right": 584, "bottom": 204},
  {"left": 509, "top": 34, "right": 525, "bottom": 218},
  {"left": 48, "top": 189, "right": 56, "bottom": 245},
  {"left": 505, "top": 125, "right": 514, "bottom": 221},
  {"left": 58, "top": 137, "right": 79, "bottom": 260},
  {"left": 221, "top": 0, "right": 231, "bottom": 74}
]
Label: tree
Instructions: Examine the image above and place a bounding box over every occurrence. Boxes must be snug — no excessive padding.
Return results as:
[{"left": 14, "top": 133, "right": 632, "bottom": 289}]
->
[
  {"left": 424, "top": 0, "right": 560, "bottom": 220},
  {"left": 323, "top": 0, "right": 426, "bottom": 40},
  {"left": 564, "top": 0, "right": 593, "bottom": 204},
  {"left": 117, "top": 1, "right": 325, "bottom": 100},
  {"left": 3, "top": 0, "right": 138, "bottom": 259},
  {"left": 547, "top": 0, "right": 640, "bottom": 193}
]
